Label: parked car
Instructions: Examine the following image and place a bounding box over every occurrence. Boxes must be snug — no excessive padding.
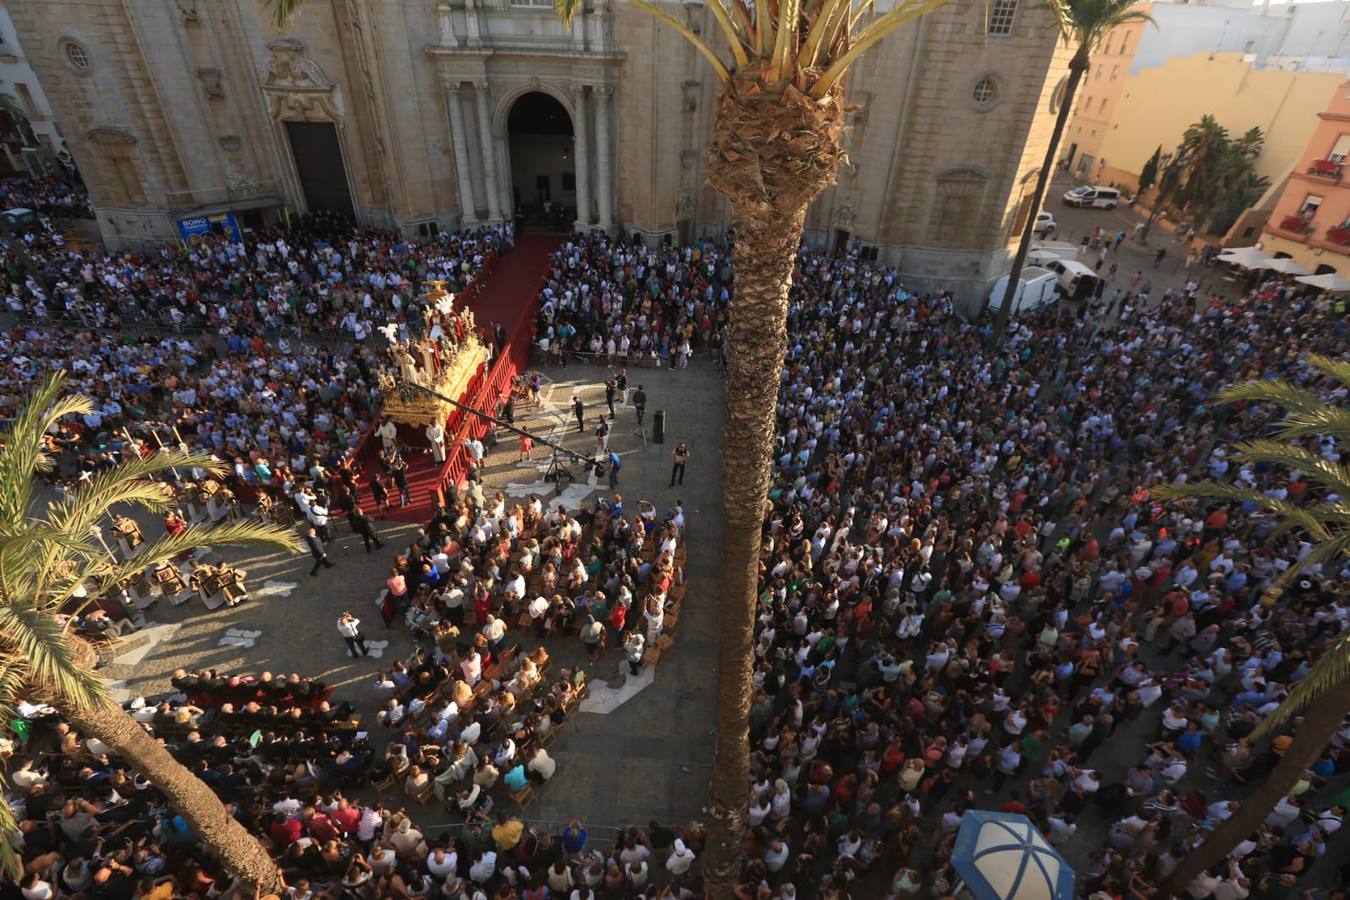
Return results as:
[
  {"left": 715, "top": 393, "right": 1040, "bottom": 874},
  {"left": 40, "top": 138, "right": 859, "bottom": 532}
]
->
[
  {"left": 988, "top": 266, "right": 1060, "bottom": 315},
  {"left": 1061, "top": 186, "right": 1121, "bottom": 209},
  {"left": 1034, "top": 211, "right": 1057, "bottom": 238}
]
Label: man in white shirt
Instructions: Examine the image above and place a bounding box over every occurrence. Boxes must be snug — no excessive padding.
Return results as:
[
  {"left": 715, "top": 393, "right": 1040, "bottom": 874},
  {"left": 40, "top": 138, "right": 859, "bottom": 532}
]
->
[
  {"left": 376, "top": 417, "right": 398, "bottom": 453},
  {"left": 336, "top": 612, "right": 368, "bottom": 657}
]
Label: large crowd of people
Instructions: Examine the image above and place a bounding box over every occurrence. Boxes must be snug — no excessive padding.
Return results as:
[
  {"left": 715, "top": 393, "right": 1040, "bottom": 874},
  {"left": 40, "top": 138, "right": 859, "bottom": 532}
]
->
[{"left": 2, "top": 193, "right": 1348, "bottom": 899}]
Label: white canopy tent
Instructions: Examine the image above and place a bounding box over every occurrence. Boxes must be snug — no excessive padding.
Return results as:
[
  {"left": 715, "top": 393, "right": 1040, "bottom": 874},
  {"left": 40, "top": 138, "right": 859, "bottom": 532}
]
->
[
  {"left": 1260, "top": 257, "right": 1311, "bottom": 276},
  {"left": 1216, "top": 246, "right": 1276, "bottom": 269},
  {"left": 1294, "top": 272, "right": 1350, "bottom": 293}
]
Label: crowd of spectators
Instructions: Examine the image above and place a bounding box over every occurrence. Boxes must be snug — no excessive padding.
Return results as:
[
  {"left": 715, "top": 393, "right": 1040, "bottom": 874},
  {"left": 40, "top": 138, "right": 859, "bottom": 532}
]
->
[
  {"left": 2, "top": 208, "right": 1348, "bottom": 899},
  {"left": 0, "top": 174, "right": 91, "bottom": 219},
  {"left": 1, "top": 220, "right": 509, "bottom": 337},
  {"left": 734, "top": 268, "right": 1349, "bottom": 897},
  {"left": 533, "top": 234, "right": 731, "bottom": 367}
]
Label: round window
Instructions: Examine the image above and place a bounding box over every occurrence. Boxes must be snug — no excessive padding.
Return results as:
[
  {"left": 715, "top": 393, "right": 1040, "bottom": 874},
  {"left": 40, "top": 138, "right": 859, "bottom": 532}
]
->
[
  {"left": 63, "top": 41, "right": 90, "bottom": 72},
  {"left": 973, "top": 77, "right": 997, "bottom": 105}
]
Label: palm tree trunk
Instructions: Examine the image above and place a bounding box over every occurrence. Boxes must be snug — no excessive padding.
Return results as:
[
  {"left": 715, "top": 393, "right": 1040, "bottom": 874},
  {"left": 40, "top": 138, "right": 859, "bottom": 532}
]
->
[
  {"left": 63, "top": 696, "right": 282, "bottom": 894},
  {"left": 992, "top": 51, "right": 1088, "bottom": 335},
  {"left": 1159, "top": 697, "right": 1349, "bottom": 898},
  {"left": 701, "top": 71, "right": 847, "bottom": 899}
]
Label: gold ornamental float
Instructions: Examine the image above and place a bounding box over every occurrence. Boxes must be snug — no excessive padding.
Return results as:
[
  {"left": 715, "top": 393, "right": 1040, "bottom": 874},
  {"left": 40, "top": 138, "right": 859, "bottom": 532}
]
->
[{"left": 376, "top": 280, "right": 489, "bottom": 427}]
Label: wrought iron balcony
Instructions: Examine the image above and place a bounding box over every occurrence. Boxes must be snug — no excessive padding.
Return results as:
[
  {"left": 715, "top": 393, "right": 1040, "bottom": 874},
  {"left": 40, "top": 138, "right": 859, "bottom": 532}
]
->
[
  {"left": 1279, "top": 214, "right": 1315, "bottom": 235},
  {"left": 1306, "top": 158, "right": 1344, "bottom": 181}
]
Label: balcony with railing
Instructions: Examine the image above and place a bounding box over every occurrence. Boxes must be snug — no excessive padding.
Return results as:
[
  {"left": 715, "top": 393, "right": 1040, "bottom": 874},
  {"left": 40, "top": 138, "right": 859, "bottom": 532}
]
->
[
  {"left": 1326, "top": 224, "right": 1350, "bottom": 247},
  {"left": 1276, "top": 213, "right": 1316, "bottom": 236},
  {"left": 1306, "top": 158, "right": 1345, "bottom": 181},
  {"left": 164, "top": 179, "right": 283, "bottom": 213}
]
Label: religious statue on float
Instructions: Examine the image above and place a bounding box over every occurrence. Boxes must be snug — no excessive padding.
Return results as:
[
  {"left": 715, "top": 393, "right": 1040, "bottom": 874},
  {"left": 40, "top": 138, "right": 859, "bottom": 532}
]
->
[
  {"left": 375, "top": 281, "right": 489, "bottom": 429},
  {"left": 377, "top": 280, "right": 478, "bottom": 391}
]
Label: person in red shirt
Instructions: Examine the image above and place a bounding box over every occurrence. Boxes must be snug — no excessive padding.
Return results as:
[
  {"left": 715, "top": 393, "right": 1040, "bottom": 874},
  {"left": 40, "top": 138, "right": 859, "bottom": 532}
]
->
[{"left": 269, "top": 814, "right": 302, "bottom": 846}]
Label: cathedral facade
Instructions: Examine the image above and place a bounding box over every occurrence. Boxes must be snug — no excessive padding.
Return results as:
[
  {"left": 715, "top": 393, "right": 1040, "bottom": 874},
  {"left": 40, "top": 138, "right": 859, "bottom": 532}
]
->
[{"left": 7, "top": 0, "right": 1070, "bottom": 308}]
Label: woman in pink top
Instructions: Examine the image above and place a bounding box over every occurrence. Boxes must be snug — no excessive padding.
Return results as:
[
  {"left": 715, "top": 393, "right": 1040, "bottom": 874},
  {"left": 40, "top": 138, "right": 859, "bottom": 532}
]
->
[{"left": 382, "top": 568, "right": 407, "bottom": 626}]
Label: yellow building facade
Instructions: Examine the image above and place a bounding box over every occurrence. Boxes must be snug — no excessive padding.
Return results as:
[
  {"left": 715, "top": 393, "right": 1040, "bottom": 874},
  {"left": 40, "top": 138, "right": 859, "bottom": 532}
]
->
[
  {"left": 1096, "top": 53, "right": 1343, "bottom": 192},
  {"left": 1060, "top": 9, "right": 1150, "bottom": 180}
]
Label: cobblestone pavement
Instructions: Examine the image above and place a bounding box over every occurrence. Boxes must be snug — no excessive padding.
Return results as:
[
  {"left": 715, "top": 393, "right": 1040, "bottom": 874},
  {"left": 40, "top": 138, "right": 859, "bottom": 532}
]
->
[{"left": 98, "top": 357, "right": 727, "bottom": 830}]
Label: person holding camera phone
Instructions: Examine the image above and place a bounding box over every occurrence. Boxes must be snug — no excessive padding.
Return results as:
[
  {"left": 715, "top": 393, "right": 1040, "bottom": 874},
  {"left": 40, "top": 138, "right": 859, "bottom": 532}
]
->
[{"left": 337, "top": 611, "right": 368, "bottom": 657}]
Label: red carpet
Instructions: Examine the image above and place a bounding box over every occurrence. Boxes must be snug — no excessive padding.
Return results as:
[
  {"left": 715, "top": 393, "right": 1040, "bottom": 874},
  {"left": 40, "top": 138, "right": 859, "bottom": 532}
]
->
[{"left": 358, "top": 234, "right": 560, "bottom": 524}]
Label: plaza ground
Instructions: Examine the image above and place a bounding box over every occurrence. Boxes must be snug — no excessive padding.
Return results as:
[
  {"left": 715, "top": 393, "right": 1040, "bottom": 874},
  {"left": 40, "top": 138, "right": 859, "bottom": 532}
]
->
[{"left": 97, "top": 357, "right": 727, "bottom": 831}]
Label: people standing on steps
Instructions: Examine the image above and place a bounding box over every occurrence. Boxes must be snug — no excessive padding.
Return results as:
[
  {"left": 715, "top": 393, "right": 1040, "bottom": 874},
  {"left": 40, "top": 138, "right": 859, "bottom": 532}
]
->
[
  {"left": 519, "top": 433, "right": 533, "bottom": 462},
  {"left": 304, "top": 526, "right": 335, "bottom": 576},
  {"left": 337, "top": 612, "right": 368, "bottom": 657},
  {"left": 604, "top": 380, "right": 617, "bottom": 420},
  {"left": 377, "top": 417, "right": 398, "bottom": 453},
  {"left": 572, "top": 395, "right": 585, "bottom": 432},
  {"left": 369, "top": 474, "right": 391, "bottom": 510},
  {"left": 348, "top": 505, "right": 384, "bottom": 553},
  {"left": 670, "top": 442, "right": 689, "bottom": 487},
  {"left": 615, "top": 368, "right": 628, "bottom": 405},
  {"left": 391, "top": 458, "right": 411, "bottom": 507},
  {"left": 426, "top": 420, "right": 446, "bottom": 463}
]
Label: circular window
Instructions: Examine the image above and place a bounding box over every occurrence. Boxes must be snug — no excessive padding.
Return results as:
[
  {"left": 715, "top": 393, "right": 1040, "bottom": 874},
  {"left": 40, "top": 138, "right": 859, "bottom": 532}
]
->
[
  {"left": 973, "top": 77, "right": 998, "bottom": 105},
  {"left": 63, "top": 41, "right": 90, "bottom": 72}
]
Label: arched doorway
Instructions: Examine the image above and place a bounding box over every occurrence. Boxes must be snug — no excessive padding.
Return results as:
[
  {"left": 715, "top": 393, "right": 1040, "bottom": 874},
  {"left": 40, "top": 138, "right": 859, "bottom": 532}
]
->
[{"left": 507, "top": 91, "right": 574, "bottom": 231}]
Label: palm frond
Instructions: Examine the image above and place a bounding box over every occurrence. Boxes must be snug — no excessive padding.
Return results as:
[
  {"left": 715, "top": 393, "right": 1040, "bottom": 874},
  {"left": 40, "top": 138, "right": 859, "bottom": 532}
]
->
[
  {"left": 0, "top": 603, "right": 107, "bottom": 712},
  {"left": 265, "top": 0, "right": 305, "bottom": 29},
  {"left": 1251, "top": 629, "right": 1350, "bottom": 740},
  {"left": 1154, "top": 482, "right": 1335, "bottom": 542},
  {"left": 705, "top": 0, "right": 753, "bottom": 68},
  {"left": 0, "top": 373, "right": 90, "bottom": 531},
  {"left": 0, "top": 789, "right": 21, "bottom": 880},
  {"left": 812, "top": 0, "right": 950, "bottom": 96},
  {"left": 769, "top": 0, "right": 801, "bottom": 81},
  {"left": 1231, "top": 440, "right": 1350, "bottom": 499},
  {"left": 1306, "top": 352, "right": 1350, "bottom": 391},
  {"left": 78, "top": 520, "right": 300, "bottom": 604},
  {"left": 1218, "top": 379, "right": 1350, "bottom": 443},
  {"left": 629, "top": 0, "right": 732, "bottom": 83},
  {"left": 44, "top": 451, "right": 226, "bottom": 541}
]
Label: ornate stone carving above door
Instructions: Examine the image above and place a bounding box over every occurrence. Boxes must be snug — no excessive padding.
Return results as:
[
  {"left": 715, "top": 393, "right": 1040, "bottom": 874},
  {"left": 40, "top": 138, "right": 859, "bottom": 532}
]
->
[{"left": 261, "top": 38, "right": 342, "bottom": 122}]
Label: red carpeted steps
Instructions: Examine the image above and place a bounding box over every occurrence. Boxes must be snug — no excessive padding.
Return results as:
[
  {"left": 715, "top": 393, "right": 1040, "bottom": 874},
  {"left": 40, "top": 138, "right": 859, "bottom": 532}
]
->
[{"left": 356, "top": 234, "right": 561, "bottom": 524}]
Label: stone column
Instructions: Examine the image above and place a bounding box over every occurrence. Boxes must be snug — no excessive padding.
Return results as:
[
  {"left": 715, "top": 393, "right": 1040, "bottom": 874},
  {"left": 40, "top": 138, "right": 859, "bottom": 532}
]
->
[
  {"left": 595, "top": 85, "right": 614, "bottom": 229},
  {"left": 443, "top": 80, "right": 478, "bottom": 224},
  {"left": 474, "top": 81, "right": 503, "bottom": 222},
  {"left": 571, "top": 83, "right": 592, "bottom": 229}
]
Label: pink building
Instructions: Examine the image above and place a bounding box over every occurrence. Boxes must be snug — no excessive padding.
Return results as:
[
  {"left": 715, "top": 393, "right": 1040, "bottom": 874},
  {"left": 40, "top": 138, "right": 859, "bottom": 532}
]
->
[{"left": 1262, "top": 80, "right": 1350, "bottom": 273}]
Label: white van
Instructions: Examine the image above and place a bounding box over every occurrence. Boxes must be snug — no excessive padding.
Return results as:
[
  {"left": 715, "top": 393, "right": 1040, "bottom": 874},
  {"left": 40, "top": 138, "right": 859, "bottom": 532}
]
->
[
  {"left": 1062, "top": 185, "right": 1121, "bottom": 209},
  {"left": 988, "top": 266, "right": 1060, "bottom": 315},
  {"left": 1027, "top": 240, "right": 1080, "bottom": 267},
  {"left": 1044, "top": 258, "right": 1101, "bottom": 298}
]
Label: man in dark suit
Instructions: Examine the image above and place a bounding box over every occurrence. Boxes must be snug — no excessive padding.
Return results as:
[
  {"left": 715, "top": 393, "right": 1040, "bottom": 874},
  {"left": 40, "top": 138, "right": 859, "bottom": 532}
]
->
[
  {"left": 349, "top": 506, "right": 384, "bottom": 553},
  {"left": 304, "top": 526, "right": 335, "bottom": 576}
]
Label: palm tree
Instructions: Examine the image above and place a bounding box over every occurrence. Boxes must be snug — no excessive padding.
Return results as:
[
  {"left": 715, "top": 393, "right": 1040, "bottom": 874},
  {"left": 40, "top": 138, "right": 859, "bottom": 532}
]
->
[
  {"left": 273, "top": 0, "right": 961, "bottom": 892},
  {"left": 1153, "top": 354, "right": 1350, "bottom": 894},
  {"left": 993, "top": 0, "right": 1153, "bottom": 336},
  {"left": 0, "top": 374, "right": 299, "bottom": 891}
]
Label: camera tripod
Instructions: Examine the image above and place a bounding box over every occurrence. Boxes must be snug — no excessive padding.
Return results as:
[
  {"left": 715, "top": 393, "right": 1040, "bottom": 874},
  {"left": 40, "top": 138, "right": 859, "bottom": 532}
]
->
[{"left": 543, "top": 447, "right": 574, "bottom": 486}]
